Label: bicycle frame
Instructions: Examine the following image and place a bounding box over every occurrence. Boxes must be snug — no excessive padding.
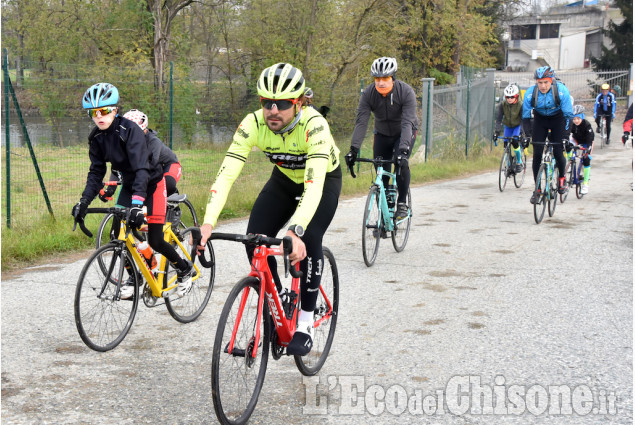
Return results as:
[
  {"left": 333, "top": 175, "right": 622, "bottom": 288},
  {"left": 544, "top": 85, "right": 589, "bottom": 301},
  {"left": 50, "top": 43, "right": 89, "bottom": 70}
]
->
[
  {"left": 113, "top": 221, "right": 201, "bottom": 298},
  {"left": 225, "top": 238, "right": 333, "bottom": 360},
  {"left": 540, "top": 144, "right": 557, "bottom": 198}
]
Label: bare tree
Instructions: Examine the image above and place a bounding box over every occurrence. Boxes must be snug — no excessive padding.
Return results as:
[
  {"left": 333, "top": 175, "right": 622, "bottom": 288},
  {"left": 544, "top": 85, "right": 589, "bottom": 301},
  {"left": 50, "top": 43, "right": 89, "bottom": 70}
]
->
[{"left": 146, "top": 0, "right": 195, "bottom": 91}]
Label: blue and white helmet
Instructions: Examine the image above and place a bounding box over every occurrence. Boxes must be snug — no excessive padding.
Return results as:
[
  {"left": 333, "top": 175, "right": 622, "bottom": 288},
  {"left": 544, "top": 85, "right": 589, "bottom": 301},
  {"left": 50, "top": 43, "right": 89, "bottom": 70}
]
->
[
  {"left": 573, "top": 104, "right": 585, "bottom": 119},
  {"left": 534, "top": 66, "right": 555, "bottom": 80},
  {"left": 82, "top": 83, "right": 119, "bottom": 109}
]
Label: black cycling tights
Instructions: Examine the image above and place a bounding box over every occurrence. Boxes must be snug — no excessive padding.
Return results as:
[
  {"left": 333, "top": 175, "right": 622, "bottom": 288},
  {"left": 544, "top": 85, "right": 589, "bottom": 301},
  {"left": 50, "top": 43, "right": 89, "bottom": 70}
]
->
[
  {"left": 595, "top": 115, "right": 612, "bottom": 140},
  {"left": 531, "top": 113, "right": 567, "bottom": 181},
  {"left": 246, "top": 166, "right": 341, "bottom": 312},
  {"left": 373, "top": 132, "right": 414, "bottom": 203}
]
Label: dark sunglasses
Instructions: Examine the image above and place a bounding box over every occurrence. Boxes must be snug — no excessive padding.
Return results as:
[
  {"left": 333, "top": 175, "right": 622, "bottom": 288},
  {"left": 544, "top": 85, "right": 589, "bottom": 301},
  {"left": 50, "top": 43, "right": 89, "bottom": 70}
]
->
[
  {"left": 505, "top": 96, "right": 517, "bottom": 99},
  {"left": 87, "top": 106, "right": 117, "bottom": 118},
  {"left": 259, "top": 97, "right": 299, "bottom": 111}
]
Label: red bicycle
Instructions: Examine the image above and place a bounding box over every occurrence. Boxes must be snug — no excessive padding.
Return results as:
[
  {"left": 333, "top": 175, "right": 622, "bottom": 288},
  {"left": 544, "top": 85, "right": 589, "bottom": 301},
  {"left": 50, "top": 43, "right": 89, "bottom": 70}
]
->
[{"left": 210, "top": 233, "right": 339, "bottom": 425}]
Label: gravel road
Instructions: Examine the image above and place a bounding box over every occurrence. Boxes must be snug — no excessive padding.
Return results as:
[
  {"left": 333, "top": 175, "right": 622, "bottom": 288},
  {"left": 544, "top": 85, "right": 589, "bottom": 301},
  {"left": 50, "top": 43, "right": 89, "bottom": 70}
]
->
[{"left": 2, "top": 142, "right": 632, "bottom": 425}]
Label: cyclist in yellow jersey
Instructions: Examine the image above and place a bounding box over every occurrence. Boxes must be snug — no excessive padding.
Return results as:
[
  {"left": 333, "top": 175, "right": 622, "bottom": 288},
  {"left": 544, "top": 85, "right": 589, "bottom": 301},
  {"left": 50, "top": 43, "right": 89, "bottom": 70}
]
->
[{"left": 199, "top": 63, "right": 341, "bottom": 356}]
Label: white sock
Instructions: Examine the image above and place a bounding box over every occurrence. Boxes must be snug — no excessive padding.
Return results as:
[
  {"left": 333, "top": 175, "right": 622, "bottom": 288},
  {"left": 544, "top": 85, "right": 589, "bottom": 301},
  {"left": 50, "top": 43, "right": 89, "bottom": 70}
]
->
[{"left": 298, "top": 309, "right": 314, "bottom": 331}]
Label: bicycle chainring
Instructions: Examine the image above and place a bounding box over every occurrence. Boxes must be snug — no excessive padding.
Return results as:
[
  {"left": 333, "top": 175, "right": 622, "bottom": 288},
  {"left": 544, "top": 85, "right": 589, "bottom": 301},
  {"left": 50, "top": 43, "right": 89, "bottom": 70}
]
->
[{"left": 142, "top": 283, "right": 162, "bottom": 307}]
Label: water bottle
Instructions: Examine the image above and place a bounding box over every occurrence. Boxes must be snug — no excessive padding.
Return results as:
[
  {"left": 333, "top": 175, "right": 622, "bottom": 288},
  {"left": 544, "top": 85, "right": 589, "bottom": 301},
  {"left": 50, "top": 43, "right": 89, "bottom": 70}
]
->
[{"left": 137, "top": 241, "right": 157, "bottom": 270}]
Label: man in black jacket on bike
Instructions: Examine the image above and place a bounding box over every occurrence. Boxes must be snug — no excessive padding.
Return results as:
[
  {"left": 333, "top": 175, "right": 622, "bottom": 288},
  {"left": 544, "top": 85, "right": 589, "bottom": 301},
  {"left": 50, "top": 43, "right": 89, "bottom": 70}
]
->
[{"left": 346, "top": 57, "right": 418, "bottom": 221}]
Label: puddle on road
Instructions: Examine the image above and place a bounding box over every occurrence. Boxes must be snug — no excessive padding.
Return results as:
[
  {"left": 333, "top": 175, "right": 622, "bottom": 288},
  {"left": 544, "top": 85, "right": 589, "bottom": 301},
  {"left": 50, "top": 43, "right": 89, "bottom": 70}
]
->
[
  {"left": 468, "top": 322, "right": 485, "bottom": 329},
  {"left": 429, "top": 270, "right": 463, "bottom": 277},
  {"left": 423, "top": 319, "right": 445, "bottom": 326},
  {"left": 492, "top": 249, "right": 514, "bottom": 255},
  {"left": 405, "top": 329, "right": 432, "bottom": 335},
  {"left": 455, "top": 286, "right": 477, "bottom": 290}
]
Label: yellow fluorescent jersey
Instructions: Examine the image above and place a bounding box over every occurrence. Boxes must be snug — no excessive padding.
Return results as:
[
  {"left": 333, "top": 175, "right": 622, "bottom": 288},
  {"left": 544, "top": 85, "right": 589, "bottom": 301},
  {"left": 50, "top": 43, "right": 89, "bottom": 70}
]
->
[{"left": 203, "top": 106, "right": 340, "bottom": 228}]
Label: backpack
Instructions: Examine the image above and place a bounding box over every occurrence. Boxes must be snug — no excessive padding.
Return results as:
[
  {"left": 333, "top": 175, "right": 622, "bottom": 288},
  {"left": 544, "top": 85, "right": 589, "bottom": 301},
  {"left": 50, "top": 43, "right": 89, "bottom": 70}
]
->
[{"left": 531, "top": 79, "right": 563, "bottom": 108}]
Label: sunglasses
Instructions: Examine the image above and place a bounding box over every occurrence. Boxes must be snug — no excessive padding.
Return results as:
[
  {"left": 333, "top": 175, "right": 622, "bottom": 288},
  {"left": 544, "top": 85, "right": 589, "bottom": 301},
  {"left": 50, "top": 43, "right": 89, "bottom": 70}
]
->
[
  {"left": 87, "top": 106, "right": 117, "bottom": 118},
  {"left": 505, "top": 96, "right": 517, "bottom": 99},
  {"left": 259, "top": 97, "right": 299, "bottom": 111}
]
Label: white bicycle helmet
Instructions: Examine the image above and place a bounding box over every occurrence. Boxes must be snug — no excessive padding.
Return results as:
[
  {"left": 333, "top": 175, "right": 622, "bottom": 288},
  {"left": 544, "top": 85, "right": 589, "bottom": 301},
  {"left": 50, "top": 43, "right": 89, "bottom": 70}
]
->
[
  {"left": 370, "top": 57, "right": 398, "bottom": 77},
  {"left": 503, "top": 84, "right": 520, "bottom": 97},
  {"left": 123, "top": 109, "right": 148, "bottom": 131},
  {"left": 257, "top": 63, "right": 305, "bottom": 99}
]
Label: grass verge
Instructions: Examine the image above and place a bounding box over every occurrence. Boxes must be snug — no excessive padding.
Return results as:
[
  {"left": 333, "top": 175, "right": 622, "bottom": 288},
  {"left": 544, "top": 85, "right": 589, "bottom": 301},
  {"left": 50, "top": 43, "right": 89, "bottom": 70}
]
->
[{"left": 1, "top": 144, "right": 500, "bottom": 273}]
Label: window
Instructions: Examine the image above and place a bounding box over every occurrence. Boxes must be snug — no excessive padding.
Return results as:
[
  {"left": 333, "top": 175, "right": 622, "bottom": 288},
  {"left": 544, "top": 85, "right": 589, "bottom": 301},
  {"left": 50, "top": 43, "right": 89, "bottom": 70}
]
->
[
  {"left": 540, "top": 24, "right": 560, "bottom": 39},
  {"left": 511, "top": 25, "right": 537, "bottom": 40}
]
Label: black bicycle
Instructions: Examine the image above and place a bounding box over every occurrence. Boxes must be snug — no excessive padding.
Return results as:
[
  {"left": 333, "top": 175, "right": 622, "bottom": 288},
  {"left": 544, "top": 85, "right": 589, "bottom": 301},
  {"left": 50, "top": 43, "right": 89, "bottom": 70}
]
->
[{"left": 494, "top": 135, "right": 527, "bottom": 192}]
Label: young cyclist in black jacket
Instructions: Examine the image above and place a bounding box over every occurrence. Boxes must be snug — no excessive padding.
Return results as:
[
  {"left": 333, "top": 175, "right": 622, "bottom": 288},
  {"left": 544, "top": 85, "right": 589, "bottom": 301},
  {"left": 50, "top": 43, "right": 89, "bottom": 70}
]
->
[
  {"left": 569, "top": 105, "right": 594, "bottom": 195},
  {"left": 72, "top": 83, "right": 194, "bottom": 300}
]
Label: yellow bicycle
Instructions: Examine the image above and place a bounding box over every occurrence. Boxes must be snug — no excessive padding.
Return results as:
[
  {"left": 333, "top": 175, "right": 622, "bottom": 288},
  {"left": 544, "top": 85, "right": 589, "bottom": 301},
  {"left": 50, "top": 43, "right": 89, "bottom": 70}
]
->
[{"left": 73, "top": 206, "right": 215, "bottom": 351}]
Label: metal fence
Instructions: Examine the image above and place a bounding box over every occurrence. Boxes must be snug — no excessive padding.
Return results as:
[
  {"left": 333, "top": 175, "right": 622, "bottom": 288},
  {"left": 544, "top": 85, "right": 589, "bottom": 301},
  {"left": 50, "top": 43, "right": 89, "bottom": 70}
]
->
[
  {"left": 419, "top": 69, "right": 496, "bottom": 161},
  {"left": 495, "top": 69, "right": 632, "bottom": 102}
]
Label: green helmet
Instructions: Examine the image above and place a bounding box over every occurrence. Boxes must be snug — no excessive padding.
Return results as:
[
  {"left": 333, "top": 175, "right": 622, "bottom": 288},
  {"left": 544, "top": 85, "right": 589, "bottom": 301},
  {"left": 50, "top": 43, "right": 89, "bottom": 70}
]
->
[{"left": 257, "top": 63, "right": 305, "bottom": 99}]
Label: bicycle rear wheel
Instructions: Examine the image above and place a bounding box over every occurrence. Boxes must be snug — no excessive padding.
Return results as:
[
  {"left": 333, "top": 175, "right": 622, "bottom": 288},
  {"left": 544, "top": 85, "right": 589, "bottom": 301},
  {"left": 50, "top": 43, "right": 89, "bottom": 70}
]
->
[
  {"left": 498, "top": 148, "right": 510, "bottom": 192},
  {"left": 534, "top": 165, "right": 548, "bottom": 224},
  {"left": 391, "top": 188, "right": 411, "bottom": 252},
  {"left": 173, "top": 198, "right": 199, "bottom": 234},
  {"left": 212, "top": 277, "right": 270, "bottom": 425},
  {"left": 548, "top": 169, "right": 558, "bottom": 217},
  {"left": 513, "top": 148, "right": 527, "bottom": 188},
  {"left": 164, "top": 228, "right": 215, "bottom": 323},
  {"left": 362, "top": 185, "right": 381, "bottom": 267},
  {"left": 295, "top": 247, "right": 339, "bottom": 376},
  {"left": 74, "top": 243, "right": 139, "bottom": 351}
]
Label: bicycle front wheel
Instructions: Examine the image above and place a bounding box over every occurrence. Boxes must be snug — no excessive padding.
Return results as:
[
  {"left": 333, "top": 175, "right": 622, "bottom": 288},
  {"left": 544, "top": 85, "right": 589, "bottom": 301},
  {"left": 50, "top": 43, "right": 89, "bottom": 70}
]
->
[
  {"left": 391, "top": 188, "right": 411, "bottom": 252},
  {"left": 74, "top": 243, "right": 139, "bottom": 351},
  {"left": 95, "top": 213, "right": 115, "bottom": 249},
  {"left": 362, "top": 185, "right": 381, "bottom": 267},
  {"left": 164, "top": 227, "right": 215, "bottom": 323},
  {"left": 534, "top": 165, "right": 548, "bottom": 224},
  {"left": 560, "top": 160, "right": 573, "bottom": 203},
  {"left": 513, "top": 148, "right": 527, "bottom": 188},
  {"left": 498, "top": 148, "right": 510, "bottom": 192},
  {"left": 212, "top": 277, "right": 270, "bottom": 425},
  {"left": 295, "top": 247, "right": 340, "bottom": 376},
  {"left": 548, "top": 169, "right": 558, "bottom": 217}
]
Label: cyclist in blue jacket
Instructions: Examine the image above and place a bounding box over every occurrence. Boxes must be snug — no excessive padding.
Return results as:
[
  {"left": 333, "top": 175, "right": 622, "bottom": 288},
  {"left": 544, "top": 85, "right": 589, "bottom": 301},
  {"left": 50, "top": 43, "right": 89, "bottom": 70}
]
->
[
  {"left": 594, "top": 83, "right": 616, "bottom": 144},
  {"left": 522, "top": 66, "right": 573, "bottom": 204}
]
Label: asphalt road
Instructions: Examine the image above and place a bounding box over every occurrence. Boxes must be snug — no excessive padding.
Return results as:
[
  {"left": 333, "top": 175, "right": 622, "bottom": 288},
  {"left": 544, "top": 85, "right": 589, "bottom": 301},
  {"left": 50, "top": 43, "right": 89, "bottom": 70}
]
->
[{"left": 2, "top": 141, "right": 632, "bottom": 425}]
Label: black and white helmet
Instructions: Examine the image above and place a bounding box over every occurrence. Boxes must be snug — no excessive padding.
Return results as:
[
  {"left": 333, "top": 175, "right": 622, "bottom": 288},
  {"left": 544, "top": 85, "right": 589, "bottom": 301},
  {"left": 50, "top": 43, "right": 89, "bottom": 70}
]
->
[
  {"left": 371, "top": 57, "right": 398, "bottom": 77},
  {"left": 503, "top": 84, "right": 520, "bottom": 97}
]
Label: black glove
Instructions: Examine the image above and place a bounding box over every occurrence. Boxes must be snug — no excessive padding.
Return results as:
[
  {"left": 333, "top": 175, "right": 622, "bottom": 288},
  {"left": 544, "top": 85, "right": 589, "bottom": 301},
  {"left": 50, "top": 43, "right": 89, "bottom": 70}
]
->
[
  {"left": 71, "top": 199, "right": 89, "bottom": 222},
  {"left": 623, "top": 132, "right": 630, "bottom": 144},
  {"left": 98, "top": 185, "right": 116, "bottom": 203},
  {"left": 394, "top": 149, "right": 409, "bottom": 169},
  {"left": 493, "top": 130, "right": 500, "bottom": 143},
  {"left": 128, "top": 204, "right": 145, "bottom": 229},
  {"left": 523, "top": 136, "right": 531, "bottom": 148},
  {"left": 344, "top": 146, "right": 359, "bottom": 168}
]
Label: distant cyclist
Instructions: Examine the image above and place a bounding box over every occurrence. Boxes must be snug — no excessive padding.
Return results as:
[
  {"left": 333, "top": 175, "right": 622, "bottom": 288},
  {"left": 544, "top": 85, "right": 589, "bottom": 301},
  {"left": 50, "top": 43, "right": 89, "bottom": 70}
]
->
[
  {"left": 198, "top": 63, "right": 341, "bottom": 356},
  {"left": 346, "top": 56, "right": 418, "bottom": 221},
  {"left": 72, "top": 83, "right": 195, "bottom": 300},
  {"left": 594, "top": 83, "right": 616, "bottom": 144},
  {"left": 304, "top": 86, "right": 330, "bottom": 118},
  {"left": 494, "top": 83, "right": 526, "bottom": 173},
  {"left": 522, "top": 66, "right": 573, "bottom": 204},
  {"left": 569, "top": 105, "right": 594, "bottom": 195},
  {"left": 98, "top": 109, "right": 181, "bottom": 202}
]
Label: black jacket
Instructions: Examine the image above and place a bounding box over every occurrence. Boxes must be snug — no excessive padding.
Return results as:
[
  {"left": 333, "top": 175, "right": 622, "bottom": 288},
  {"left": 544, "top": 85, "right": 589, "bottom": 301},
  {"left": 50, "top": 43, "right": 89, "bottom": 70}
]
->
[
  {"left": 351, "top": 79, "right": 419, "bottom": 152},
  {"left": 571, "top": 118, "right": 594, "bottom": 146},
  {"left": 81, "top": 116, "right": 163, "bottom": 202}
]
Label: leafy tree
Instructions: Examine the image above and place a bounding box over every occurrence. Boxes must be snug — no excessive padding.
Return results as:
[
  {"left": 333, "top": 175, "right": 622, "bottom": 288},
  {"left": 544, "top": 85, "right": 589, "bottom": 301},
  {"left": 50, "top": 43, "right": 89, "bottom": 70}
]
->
[{"left": 591, "top": 0, "right": 633, "bottom": 70}]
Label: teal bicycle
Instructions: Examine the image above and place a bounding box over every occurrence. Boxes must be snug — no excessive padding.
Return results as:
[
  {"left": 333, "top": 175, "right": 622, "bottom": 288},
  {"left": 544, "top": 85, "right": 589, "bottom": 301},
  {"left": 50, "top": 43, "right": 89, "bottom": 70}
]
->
[
  {"left": 532, "top": 141, "right": 560, "bottom": 224},
  {"left": 348, "top": 157, "right": 412, "bottom": 267}
]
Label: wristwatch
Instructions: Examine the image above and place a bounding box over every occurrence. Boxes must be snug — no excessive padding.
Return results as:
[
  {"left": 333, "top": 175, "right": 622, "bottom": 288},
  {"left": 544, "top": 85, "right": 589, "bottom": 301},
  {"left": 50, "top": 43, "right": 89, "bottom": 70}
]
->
[{"left": 288, "top": 224, "right": 305, "bottom": 238}]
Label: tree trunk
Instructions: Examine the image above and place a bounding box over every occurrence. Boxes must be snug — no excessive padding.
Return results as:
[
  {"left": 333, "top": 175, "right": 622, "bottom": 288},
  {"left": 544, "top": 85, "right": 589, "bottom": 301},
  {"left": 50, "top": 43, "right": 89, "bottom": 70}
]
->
[{"left": 303, "top": 0, "right": 319, "bottom": 77}]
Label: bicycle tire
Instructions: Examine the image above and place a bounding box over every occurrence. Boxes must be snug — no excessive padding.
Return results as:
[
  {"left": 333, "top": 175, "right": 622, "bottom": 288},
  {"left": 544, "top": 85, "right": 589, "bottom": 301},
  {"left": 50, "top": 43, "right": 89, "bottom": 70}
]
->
[
  {"left": 600, "top": 119, "right": 607, "bottom": 148},
  {"left": 74, "top": 243, "right": 139, "bottom": 351},
  {"left": 391, "top": 188, "right": 411, "bottom": 252},
  {"left": 534, "top": 165, "right": 548, "bottom": 224},
  {"left": 498, "top": 148, "right": 510, "bottom": 192},
  {"left": 212, "top": 277, "right": 270, "bottom": 425},
  {"left": 513, "top": 148, "right": 527, "bottom": 188},
  {"left": 164, "top": 227, "right": 215, "bottom": 323},
  {"left": 174, "top": 198, "right": 199, "bottom": 234},
  {"left": 548, "top": 168, "right": 558, "bottom": 217},
  {"left": 95, "top": 213, "right": 115, "bottom": 249},
  {"left": 294, "top": 247, "right": 339, "bottom": 376},
  {"left": 362, "top": 185, "right": 381, "bottom": 267},
  {"left": 560, "top": 160, "right": 573, "bottom": 203},
  {"left": 576, "top": 161, "right": 585, "bottom": 199}
]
